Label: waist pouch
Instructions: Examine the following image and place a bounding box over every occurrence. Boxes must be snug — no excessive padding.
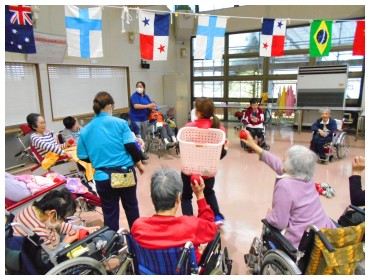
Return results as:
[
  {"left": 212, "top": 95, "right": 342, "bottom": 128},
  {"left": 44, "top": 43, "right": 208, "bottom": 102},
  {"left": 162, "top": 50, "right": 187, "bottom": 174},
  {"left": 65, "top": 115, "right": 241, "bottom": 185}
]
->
[{"left": 98, "top": 167, "right": 136, "bottom": 188}]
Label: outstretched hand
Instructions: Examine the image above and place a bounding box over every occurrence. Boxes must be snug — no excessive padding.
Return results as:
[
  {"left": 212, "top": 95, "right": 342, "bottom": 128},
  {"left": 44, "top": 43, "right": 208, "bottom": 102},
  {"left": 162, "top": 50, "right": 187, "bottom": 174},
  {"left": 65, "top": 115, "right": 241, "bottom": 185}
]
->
[
  {"left": 191, "top": 176, "right": 205, "bottom": 200},
  {"left": 240, "top": 130, "right": 263, "bottom": 155},
  {"left": 352, "top": 156, "right": 365, "bottom": 176}
]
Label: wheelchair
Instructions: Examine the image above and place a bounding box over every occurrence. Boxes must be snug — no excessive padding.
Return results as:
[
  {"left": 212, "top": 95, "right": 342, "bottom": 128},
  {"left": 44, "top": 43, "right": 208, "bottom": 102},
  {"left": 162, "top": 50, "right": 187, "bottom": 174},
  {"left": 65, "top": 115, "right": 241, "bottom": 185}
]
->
[
  {"left": 245, "top": 208, "right": 365, "bottom": 275},
  {"left": 240, "top": 126, "right": 270, "bottom": 152},
  {"left": 5, "top": 211, "right": 120, "bottom": 275},
  {"left": 6, "top": 209, "right": 231, "bottom": 275},
  {"left": 314, "top": 119, "right": 349, "bottom": 162},
  {"left": 119, "top": 230, "right": 232, "bottom": 275},
  {"left": 145, "top": 120, "right": 179, "bottom": 158}
]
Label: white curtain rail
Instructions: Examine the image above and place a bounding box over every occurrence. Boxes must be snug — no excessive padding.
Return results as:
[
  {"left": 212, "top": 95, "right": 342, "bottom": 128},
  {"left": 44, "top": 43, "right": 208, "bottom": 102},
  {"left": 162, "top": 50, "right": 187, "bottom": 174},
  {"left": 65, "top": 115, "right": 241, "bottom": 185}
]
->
[{"left": 101, "top": 5, "right": 364, "bottom": 24}]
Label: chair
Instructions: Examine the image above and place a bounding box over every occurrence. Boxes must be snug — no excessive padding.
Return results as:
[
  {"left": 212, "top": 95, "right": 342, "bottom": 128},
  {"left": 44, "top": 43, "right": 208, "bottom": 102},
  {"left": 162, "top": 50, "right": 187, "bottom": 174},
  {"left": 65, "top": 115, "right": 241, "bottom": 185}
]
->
[
  {"left": 17, "top": 124, "right": 86, "bottom": 179},
  {"left": 125, "top": 231, "right": 232, "bottom": 275},
  {"left": 245, "top": 218, "right": 365, "bottom": 275}
]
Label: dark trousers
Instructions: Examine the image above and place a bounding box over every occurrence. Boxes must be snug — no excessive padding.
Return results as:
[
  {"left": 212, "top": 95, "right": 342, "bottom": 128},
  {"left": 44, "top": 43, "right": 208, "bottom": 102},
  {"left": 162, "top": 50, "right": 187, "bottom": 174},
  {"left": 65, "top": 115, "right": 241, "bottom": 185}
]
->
[
  {"left": 311, "top": 133, "right": 332, "bottom": 157},
  {"left": 246, "top": 127, "right": 264, "bottom": 142},
  {"left": 96, "top": 174, "right": 140, "bottom": 232},
  {"left": 158, "top": 126, "right": 175, "bottom": 142},
  {"left": 181, "top": 172, "right": 223, "bottom": 218}
]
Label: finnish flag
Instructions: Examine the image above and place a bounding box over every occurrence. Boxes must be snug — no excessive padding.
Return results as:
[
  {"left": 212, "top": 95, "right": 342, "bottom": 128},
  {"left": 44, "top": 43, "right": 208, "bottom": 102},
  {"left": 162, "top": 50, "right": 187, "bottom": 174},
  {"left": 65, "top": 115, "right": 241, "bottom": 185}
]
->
[
  {"left": 194, "top": 15, "right": 227, "bottom": 60},
  {"left": 65, "top": 6, "right": 103, "bottom": 58}
]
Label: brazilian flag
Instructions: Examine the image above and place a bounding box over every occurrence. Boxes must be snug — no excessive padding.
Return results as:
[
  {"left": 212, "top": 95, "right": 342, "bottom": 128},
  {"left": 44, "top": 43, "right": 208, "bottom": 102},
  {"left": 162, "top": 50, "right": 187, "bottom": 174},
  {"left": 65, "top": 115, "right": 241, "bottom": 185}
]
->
[{"left": 309, "top": 20, "right": 332, "bottom": 57}]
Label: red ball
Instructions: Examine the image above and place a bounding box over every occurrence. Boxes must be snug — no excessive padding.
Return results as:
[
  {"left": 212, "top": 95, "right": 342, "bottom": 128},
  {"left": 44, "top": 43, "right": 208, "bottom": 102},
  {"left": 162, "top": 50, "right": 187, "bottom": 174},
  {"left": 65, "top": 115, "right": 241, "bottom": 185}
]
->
[
  {"left": 239, "top": 130, "right": 248, "bottom": 140},
  {"left": 191, "top": 174, "right": 201, "bottom": 185},
  {"left": 78, "top": 228, "right": 90, "bottom": 240},
  {"left": 67, "top": 139, "right": 75, "bottom": 145}
]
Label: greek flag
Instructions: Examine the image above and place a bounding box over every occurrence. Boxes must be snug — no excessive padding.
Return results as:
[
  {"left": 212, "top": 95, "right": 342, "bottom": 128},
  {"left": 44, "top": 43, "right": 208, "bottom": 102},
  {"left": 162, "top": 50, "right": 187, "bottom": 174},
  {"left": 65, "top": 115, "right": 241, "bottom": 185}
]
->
[{"left": 194, "top": 15, "right": 227, "bottom": 60}]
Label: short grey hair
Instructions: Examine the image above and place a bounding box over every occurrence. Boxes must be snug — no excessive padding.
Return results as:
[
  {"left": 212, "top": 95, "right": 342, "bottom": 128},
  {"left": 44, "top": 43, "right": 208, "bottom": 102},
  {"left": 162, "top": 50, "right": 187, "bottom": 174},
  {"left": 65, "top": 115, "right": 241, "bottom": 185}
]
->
[
  {"left": 319, "top": 107, "right": 331, "bottom": 114},
  {"left": 283, "top": 145, "right": 317, "bottom": 181},
  {"left": 151, "top": 168, "right": 183, "bottom": 212}
]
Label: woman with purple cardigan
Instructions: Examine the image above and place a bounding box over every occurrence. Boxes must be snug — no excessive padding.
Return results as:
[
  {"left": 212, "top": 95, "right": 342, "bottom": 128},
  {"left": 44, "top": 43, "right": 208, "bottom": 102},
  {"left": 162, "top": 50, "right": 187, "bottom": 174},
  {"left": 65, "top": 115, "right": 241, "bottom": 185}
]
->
[{"left": 241, "top": 131, "right": 336, "bottom": 248}]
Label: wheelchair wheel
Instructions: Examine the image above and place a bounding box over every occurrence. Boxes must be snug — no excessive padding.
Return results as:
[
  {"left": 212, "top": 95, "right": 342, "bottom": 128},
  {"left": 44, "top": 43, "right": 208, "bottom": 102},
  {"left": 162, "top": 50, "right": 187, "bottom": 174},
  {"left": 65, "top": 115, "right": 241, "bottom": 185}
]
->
[
  {"left": 260, "top": 250, "right": 301, "bottom": 275},
  {"left": 335, "top": 132, "right": 349, "bottom": 159},
  {"left": 115, "top": 256, "right": 135, "bottom": 275},
  {"left": 144, "top": 133, "right": 151, "bottom": 153},
  {"left": 46, "top": 257, "right": 107, "bottom": 275}
]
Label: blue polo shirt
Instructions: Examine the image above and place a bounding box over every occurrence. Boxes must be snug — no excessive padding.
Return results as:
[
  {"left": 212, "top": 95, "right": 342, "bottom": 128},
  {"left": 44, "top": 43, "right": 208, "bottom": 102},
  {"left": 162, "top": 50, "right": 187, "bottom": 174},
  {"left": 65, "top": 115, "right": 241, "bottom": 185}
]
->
[
  {"left": 77, "top": 112, "right": 135, "bottom": 181},
  {"left": 129, "top": 92, "right": 152, "bottom": 122}
]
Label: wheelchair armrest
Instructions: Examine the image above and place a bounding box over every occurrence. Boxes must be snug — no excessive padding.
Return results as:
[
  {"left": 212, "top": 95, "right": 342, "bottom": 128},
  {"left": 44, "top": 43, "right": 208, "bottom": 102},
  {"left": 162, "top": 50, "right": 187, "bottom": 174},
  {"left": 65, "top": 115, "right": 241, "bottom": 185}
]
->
[
  {"left": 304, "top": 225, "right": 335, "bottom": 253},
  {"left": 349, "top": 205, "right": 365, "bottom": 215},
  {"left": 261, "top": 219, "right": 297, "bottom": 254},
  {"left": 198, "top": 231, "right": 221, "bottom": 267},
  {"left": 56, "top": 226, "right": 111, "bottom": 259}
]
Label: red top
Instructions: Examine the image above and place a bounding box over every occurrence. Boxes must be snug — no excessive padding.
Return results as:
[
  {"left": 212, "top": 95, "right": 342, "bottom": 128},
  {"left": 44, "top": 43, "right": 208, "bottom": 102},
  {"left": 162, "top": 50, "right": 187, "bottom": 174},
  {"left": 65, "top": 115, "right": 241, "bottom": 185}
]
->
[
  {"left": 131, "top": 198, "right": 217, "bottom": 263},
  {"left": 242, "top": 106, "right": 264, "bottom": 128},
  {"left": 185, "top": 119, "right": 226, "bottom": 133}
]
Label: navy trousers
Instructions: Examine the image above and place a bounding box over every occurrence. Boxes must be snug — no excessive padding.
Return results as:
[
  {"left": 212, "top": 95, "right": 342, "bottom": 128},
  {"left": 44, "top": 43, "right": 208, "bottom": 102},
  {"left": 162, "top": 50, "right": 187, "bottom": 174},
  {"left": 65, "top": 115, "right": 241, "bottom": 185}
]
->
[
  {"left": 311, "top": 133, "right": 332, "bottom": 157},
  {"left": 181, "top": 172, "right": 223, "bottom": 219},
  {"left": 96, "top": 173, "right": 140, "bottom": 232}
]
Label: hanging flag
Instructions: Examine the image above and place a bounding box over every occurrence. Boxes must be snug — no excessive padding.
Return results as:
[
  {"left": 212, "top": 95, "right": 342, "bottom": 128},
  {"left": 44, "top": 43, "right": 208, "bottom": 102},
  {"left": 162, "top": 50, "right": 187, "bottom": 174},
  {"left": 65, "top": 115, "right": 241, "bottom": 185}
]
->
[
  {"left": 139, "top": 11, "right": 170, "bottom": 61},
  {"left": 259, "top": 18, "right": 286, "bottom": 57},
  {"left": 353, "top": 20, "right": 365, "bottom": 56},
  {"left": 65, "top": 5, "right": 103, "bottom": 58},
  {"left": 309, "top": 20, "right": 332, "bottom": 57},
  {"left": 194, "top": 15, "right": 227, "bottom": 60},
  {"left": 5, "top": 5, "right": 36, "bottom": 54}
]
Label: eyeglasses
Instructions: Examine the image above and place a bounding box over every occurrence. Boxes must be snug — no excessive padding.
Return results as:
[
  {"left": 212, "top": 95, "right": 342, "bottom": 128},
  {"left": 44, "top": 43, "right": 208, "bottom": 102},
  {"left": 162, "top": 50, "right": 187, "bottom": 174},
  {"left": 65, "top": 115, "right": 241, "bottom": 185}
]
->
[{"left": 111, "top": 104, "right": 115, "bottom": 110}]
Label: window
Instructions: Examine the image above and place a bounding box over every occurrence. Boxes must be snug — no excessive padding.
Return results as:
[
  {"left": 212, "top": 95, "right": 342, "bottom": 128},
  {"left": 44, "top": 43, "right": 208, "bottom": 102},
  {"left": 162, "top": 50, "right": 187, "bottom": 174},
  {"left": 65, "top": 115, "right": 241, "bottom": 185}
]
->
[
  {"left": 191, "top": 18, "right": 364, "bottom": 121},
  {"left": 194, "top": 81, "right": 224, "bottom": 98},
  {"left": 229, "top": 32, "right": 259, "bottom": 54},
  {"left": 229, "top": 57, "right": 263, "bottom": 76},
  {"left": 229, "top": 81, "right": 262, "bottom": 98},
  {"left": 5, "top": 62, "right": 40, "bottom": 126},
  {"left": 269, "top": 54, "right": 310, "bottom": 75},
  {"left": 48, "top": 65, "right": 129, "bottom": 119},
  {"left": 193, "top": 60, "right": 224, "bottom": 76},
  {"left": 267, "top": 81, "right": 297, "bottom": 99}
]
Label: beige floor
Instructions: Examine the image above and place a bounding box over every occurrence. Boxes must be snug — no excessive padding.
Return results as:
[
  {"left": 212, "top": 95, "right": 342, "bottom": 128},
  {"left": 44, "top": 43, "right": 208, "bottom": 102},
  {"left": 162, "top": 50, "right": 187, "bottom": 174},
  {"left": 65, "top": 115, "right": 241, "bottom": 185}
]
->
[{"left": 80, "top": 123, "right": 365, "bottom": 275}]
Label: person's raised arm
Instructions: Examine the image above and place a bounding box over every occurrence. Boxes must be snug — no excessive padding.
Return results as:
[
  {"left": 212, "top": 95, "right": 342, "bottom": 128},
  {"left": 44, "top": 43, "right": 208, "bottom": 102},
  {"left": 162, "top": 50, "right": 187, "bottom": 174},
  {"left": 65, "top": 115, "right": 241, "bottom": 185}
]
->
[
  {"left": 240, "top": 130, "right": 263, "bottom": 155},
  {"left": 349, "top": 156, "right": 365, "bottom": 206}
]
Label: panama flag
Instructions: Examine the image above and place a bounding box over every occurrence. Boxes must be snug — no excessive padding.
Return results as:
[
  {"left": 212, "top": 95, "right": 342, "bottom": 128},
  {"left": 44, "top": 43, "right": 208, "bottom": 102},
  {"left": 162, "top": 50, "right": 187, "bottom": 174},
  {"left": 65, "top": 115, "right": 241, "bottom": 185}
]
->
[
  {"left": 353, "top": 20, "right": 365, "bottom": 56},
  {"left": 259, "top": 18, "right": 286, "bottom": 57},
  {"left": 194, "top": 15, "right": 227, "bottom": 60},
  {"left": 65, "top": 5, "right": 103, "bottom": 58},
  {"left": 139, "top": 11, "right": 170, "bottom": 61}
]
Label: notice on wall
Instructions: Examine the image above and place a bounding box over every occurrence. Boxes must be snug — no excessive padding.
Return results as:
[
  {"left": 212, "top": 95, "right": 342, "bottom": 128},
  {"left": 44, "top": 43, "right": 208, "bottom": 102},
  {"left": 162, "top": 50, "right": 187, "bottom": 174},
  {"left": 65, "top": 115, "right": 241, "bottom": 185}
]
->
[{"left": 26, "top": 32, "right": 67, "bottom": 64}]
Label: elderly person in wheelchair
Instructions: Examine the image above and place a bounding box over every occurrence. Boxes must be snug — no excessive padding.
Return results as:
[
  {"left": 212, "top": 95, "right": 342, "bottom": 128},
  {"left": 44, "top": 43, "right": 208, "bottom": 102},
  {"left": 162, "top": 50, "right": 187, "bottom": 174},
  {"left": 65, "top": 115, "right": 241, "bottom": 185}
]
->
[
  {"left": 132, "top": 168, "right": 217, "bottom": 263},
  {"left": 242, "top": 131, "right": 365, "bottom": 275},
  {"left": 128, "top": 168, "right": 232, "bottom": 275},
  {"left": 11, "top": 189, "right": 100, "bottom": 255},
  {"left": 241, "top": 131, "right": 336, "bottom": 247},
  {"left": 310, "top": 107, "right": 338, "bottom": 161}
]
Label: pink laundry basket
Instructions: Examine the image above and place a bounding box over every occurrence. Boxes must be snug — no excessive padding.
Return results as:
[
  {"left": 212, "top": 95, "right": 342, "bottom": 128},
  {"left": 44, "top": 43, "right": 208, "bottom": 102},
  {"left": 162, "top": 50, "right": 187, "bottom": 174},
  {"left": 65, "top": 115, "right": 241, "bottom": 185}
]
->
[{"left": 177, "top": 127, "right": 226, "bottom": 177}]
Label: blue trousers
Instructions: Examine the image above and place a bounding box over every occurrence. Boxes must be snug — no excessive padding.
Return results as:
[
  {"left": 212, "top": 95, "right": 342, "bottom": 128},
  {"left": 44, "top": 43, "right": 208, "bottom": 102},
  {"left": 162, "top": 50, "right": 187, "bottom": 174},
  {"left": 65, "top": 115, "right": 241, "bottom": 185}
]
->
[
  {"left": 311, "top": 133, "right": 332, "bottom": 157},
  {"left": 96, "top": 174, "right": 140, "bottom": 231}
]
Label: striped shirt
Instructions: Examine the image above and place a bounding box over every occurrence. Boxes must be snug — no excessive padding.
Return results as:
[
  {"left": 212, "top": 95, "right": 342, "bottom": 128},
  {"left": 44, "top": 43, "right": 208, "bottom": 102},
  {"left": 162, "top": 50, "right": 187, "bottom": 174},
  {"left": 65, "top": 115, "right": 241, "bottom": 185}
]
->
[
  {"left": 13, "top": 206, "right": 74, "bottom": 250},
  {"left": 30, "top": 131, "right": 68, "bottom": 157}
]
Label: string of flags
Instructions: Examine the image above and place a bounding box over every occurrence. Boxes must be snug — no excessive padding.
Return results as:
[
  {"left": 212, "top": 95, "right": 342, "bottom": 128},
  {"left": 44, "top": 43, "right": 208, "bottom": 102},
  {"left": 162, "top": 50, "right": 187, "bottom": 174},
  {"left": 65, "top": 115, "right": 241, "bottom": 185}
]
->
[{"left": 5, "top": 5, "right": 366, "bottom": 60}]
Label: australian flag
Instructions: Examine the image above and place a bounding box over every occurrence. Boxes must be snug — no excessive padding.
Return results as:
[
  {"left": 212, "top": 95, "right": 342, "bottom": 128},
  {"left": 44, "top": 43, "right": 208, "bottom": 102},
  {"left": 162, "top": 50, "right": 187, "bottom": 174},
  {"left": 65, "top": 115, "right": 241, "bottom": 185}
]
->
[{"left": 5, "top": 5, "right": 36, "bottom": 54}]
